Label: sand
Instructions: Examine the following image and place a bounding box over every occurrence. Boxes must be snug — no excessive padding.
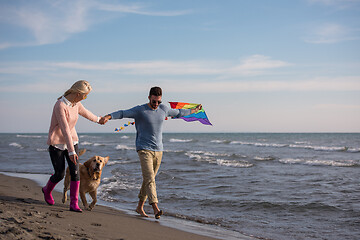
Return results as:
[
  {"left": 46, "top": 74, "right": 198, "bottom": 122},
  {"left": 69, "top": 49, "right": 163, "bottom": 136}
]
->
[{"left": 0, "top": 173, "right": 220, "bottom": 240}]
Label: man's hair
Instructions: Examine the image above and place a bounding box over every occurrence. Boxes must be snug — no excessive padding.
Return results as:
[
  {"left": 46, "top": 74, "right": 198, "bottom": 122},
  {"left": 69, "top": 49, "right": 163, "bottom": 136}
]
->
[{"left": 149, "top": 86, "right": 162, "bottom": 96}]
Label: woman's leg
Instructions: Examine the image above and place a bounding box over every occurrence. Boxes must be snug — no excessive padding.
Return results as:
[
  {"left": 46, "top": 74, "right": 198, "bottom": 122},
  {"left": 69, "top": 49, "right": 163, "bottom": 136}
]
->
[
  {"left": 64, "top": 144, "right": 80, "bottom": 181},
  {"left": 65, "top": 145, "right": 82, "bottom": 212},
  {"left": 43, "top": 145, "right": 66, "bottom": 205},
  {"left": 49, "top": 145, "right": 66, "bottom": 183}
]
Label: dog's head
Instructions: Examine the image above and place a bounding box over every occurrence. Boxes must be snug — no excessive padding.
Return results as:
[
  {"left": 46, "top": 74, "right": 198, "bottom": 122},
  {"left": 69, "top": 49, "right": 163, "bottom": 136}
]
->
[{"left": 84, "top": 156, "right": 109, "bottom": 180}]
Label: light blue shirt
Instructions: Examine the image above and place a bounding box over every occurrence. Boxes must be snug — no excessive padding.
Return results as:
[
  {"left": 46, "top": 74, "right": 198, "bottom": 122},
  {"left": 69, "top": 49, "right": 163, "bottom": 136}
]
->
[{"left": 110, "top": 103, "right": 191, "bottom": 151}]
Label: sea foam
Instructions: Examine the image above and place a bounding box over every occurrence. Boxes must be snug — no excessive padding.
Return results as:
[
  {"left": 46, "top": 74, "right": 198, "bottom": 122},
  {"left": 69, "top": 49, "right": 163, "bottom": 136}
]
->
[
  {"left": 279, "top": 158, "right": 357, "bottom": 167},
  {"left": 9, "top": 142, "right": 23, "bottom": 148}
]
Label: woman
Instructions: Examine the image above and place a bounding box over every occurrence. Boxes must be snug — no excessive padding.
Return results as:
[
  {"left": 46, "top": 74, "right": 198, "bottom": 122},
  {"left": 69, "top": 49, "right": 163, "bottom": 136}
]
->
[{"left": 42, "top": 80, "right": 103, "bottom": 212}]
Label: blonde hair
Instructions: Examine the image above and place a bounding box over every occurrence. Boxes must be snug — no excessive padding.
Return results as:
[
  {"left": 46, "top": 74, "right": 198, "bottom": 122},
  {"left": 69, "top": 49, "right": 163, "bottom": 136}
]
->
[{"left": 58, "top": 80, "right": 92, "bottom": 100}]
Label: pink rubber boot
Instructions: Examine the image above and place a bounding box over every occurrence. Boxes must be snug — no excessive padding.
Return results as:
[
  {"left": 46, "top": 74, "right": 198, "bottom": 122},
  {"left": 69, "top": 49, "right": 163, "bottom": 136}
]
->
[
  {"left": 42, "top": 178, "right": 57, "bottom": 205},
  {"left": 69, "top": 181, "right": 82, "bottom": 212}
]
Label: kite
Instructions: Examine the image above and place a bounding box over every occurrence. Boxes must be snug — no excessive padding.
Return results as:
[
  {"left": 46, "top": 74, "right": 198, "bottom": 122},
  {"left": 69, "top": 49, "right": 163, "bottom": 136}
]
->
[{"left": 169, "top": 102, "right": 212, "bottom": 125}]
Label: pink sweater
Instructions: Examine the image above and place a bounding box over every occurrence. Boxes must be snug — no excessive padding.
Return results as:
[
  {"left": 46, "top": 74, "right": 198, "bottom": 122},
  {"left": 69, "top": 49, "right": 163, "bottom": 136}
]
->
[{"left": 47, "top": 99, "right": 98, "bottom": 153}]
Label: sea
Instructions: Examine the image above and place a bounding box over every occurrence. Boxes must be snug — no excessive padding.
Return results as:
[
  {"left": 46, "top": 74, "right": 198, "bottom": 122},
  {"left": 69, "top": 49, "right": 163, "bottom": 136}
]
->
[{"left": 1, "top": 132, "right": 359, "bottom": 240}]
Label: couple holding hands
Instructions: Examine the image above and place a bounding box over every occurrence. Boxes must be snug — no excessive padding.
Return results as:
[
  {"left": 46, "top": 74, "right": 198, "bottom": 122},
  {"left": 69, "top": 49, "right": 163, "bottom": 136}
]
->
[{"left": 43, "top": 80, "right": 202, "bottom": 218}]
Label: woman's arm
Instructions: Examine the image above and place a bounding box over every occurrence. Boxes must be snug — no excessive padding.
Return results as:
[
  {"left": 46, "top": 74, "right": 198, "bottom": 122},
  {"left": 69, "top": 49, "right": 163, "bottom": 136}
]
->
[{"left": 78, "top": 102, "right": 100, "bottom": 123}]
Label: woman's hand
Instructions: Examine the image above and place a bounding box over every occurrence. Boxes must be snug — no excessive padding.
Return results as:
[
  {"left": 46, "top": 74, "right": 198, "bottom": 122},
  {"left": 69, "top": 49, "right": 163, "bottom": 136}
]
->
[{"left": 69, "top": 154, "right": 78, "bottom": 164}]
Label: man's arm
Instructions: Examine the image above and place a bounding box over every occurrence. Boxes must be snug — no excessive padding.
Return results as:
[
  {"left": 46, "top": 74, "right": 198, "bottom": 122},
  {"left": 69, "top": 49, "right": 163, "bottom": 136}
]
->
[
  {"left": 99, "top": 106, "right": 140, "bottom": 124},
  {"left": 167, "top": 104, "right": 202, "bottom": 118}
]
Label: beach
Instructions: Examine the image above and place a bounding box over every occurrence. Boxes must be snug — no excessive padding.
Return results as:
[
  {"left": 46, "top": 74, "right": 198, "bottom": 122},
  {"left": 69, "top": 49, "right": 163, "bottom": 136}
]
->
[{"left": 0, "top": 173, "right": 223, "bottom": 240}]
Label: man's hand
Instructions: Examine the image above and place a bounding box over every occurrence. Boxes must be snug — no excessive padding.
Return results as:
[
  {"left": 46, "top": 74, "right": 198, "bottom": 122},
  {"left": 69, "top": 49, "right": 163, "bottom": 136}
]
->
[{"left": 191, "top": 104, "right": 202, "bottom": 114}]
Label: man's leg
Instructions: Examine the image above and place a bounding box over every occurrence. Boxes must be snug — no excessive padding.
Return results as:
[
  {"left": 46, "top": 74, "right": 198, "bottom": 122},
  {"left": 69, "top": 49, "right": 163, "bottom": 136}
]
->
[
  {"left": 136, "top": 150, "right": 154, "bottom": 217},
  {"left": 136, "top": 150, "right": 162, "bottom": 217},
  {"left": 151, "top": 151, "right": 163, "bottom": 218},
  {"left": 136, "top": 199, "right": 148, "bottom": 217}
]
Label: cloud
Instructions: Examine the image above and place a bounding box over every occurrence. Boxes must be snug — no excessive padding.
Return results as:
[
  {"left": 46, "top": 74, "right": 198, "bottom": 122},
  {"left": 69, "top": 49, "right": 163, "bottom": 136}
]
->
[
  {"left": 95, "top": 2, "right": 192, "bottom": 16},
  {"left": 0, "top": 0, "right": 93, "bottom": 46},
  {"left": 162, "top": 76, "right": 360, "bottom": 93},
  {"left": 0, "top": 42, "right": 13, "bottom": 50},
  {"left": 1, "top": 57, "right": 359, "bottom": 93},
  {"left": 0, "top": 0, "right": 190, "bottom": 49},
  {"left": 2, "top": 77, "right": 359, "bottom": 93},
  {"left": 228, "top": 55, "right": 291, "bottom": 75},
  {"left": 2, "top": 79, "right": 359, "bottom": 93},
  {"left": 313, "top": 103, "right": 360, "bottom": 110},
  {"left": 307, "top": 0, "right": 360, "bottom": 8},
  {"left": 48, "top": 55, "right": 291, "bottom": 76},
  {"left": 304, "top": 23, "right": 360, "bottom": 43}
]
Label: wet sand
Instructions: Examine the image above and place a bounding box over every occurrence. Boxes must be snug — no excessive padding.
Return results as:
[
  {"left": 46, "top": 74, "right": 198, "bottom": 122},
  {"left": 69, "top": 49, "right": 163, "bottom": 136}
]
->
[{"left": 0, "top": 173, "right": 219, "bottom": 240}]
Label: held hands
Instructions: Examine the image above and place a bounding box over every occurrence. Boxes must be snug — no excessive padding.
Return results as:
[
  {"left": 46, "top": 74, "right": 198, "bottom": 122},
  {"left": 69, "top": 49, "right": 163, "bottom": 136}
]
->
[{"left": 98, "top": 115, "right": 111, "bottom": 125}]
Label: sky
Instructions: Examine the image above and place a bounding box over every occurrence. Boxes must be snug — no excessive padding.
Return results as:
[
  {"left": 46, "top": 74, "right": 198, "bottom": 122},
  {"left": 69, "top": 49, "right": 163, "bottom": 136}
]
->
[{"left": 0, "top": 0, "right": 359, "bottom": 133}]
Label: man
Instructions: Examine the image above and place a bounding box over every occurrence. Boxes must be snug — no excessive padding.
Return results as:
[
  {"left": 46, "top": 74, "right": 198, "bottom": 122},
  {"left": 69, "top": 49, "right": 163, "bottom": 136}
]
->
[{"left": 101, "top": 86, "right": 201, "bottom": 219}]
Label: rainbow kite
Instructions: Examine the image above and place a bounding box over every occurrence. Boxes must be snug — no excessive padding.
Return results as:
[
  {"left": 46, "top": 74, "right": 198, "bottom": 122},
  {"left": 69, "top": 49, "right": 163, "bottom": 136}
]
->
[{"left": 169, "top": 102, "right": 212, "bottom": 125}]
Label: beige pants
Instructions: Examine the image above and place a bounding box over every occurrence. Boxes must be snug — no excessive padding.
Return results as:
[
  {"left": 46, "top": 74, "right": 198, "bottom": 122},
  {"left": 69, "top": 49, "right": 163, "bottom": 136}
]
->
[{"left": 137, "top": 150, "right": 163, "bottom": 205}]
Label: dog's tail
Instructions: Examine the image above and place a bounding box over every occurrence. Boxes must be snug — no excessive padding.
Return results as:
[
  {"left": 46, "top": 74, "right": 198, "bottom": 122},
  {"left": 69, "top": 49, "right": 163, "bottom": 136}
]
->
[{"left": 79, "top": 149, "right": 86, "bottom": 157}]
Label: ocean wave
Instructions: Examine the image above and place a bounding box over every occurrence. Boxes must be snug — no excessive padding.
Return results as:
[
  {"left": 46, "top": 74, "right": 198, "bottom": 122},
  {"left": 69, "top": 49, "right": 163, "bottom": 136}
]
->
[
  {"left": 189, "top": 150, "right": 230, "bottom": 157},
  {"left": 115, "top": 144, "right": 136, "bottom": 150},
  {"left": 169, "top": 138, "right": 194, "bottom": 143},
  {"left": 81, "top": 142, "right": 113, "bottom": 147},
  {"left": 79, "top": 135, "right": 100, "bottom": 139},
  {"left": 36, "top": 148, "right": 48, "bottom": 152},
  {"left": 347, "top": 148, "right": 360, "bottom": 153},
  {"left": 243, "top": 200, "right": 341, "bottom": 213},
  {"left": 230, "top": 141, "right": 288, "bottom": 148},
  {"left": 185, "top": 152, "right": 253, "bottom": 168},
  {"left": 216, "top": 159, "right": 253, "bottom": 168},
  {"left": 16, "top": 134, "right": 43, "bottom": 138},
  {"left": 9, "top": 142, "right": 23, "bottom": 149},
  {"left": 121, "top": 136, "right": 129, "bottom": 139},
  {"left": 294, "top": 141, "right": 311, "bottom": 144},
  {"left": 93, "top": 143, "right": 106, "bottom": 147},
  {"left": 187, "top": 151, "right": 247, "bottom": 160},
  {"left": 107, "top": 159, "right": 138, "bottom": 166},
  {"left": 289, "top": 144, "right": 349, "bottom": 152},
  {"left": 163, "top": 149, "right": 186, "bottom": 153},
  {"left": 210, "top": 139, "right": 231, "bottom": 144},
  {"left": 165, "top": 211, "right": 226, "bottom": 227},
  {"left": 254, "top": 156, "right": 276, "bottom": 161},
  {"left": 186, "top": 152, "right": 206, "bottom": 161},
  {"left": 98, "top": 177, "right": 140, "bottom": 201},
  {"left": 227, "top": 140, "right": 357, "bottom": 153},
  {"left": 279, "top": 158, "right": 358, "bottom": 167},
  {"left": 107, "top": 160, "right": 124, "bottom": 166}
]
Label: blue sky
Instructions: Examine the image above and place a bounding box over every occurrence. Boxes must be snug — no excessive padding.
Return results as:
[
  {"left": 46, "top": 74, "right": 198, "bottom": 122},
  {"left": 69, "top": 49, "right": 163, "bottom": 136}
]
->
[{"left": 0, "top": 0, "right": 359, "bottom": 133}]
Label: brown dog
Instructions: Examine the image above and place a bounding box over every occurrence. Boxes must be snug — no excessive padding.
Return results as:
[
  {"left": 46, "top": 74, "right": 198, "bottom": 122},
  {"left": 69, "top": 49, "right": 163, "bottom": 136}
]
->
[{"left": 62, "top": 155, "right": 109, "bottom": 210}]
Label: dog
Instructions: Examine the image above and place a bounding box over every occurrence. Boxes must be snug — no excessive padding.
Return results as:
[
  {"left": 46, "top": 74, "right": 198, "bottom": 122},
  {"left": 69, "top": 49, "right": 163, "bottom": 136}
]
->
[{"left": 62, "top": 151, "right": 109, "bottom": 211}]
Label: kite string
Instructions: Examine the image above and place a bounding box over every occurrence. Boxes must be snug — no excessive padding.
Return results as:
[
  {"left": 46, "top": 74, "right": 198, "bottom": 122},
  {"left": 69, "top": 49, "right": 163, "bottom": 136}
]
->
[{"left": 115, "top": 118, "right": 169, "bottom": 132}]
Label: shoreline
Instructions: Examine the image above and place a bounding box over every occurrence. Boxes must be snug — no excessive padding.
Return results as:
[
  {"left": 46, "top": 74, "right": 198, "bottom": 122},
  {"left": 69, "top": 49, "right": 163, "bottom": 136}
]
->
[{"left": 0, "top": 172, "right": 254, "bottom": 240}]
